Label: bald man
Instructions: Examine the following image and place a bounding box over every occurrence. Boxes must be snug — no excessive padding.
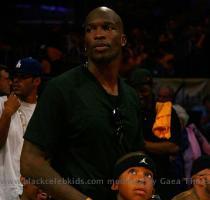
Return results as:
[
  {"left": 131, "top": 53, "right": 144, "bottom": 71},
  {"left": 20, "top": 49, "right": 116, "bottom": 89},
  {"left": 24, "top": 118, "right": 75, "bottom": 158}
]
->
[{"left": 20, "top": 7, "right": 144, "bottom": 200}]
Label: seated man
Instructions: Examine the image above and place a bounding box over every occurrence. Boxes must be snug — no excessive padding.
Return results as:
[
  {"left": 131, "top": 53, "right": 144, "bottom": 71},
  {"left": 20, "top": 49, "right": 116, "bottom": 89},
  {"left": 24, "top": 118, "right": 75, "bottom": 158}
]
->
[
  {"left": 111, "top": 152, "right": 159, "bottom": 200},
  {"left": 171, "top": 155, "right": 210, "bottom": 200},
  {"left": 128, "top": 68, "right": 183, "bottom": 200}
]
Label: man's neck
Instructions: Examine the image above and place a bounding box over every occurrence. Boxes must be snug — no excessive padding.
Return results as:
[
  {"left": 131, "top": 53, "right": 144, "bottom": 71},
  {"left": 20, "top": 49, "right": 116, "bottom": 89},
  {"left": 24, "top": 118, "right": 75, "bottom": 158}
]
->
[
  {"left": 20, "top": 94, "right": 37, "bottom": 104},
  {"left": 87, "top": 61, "right": 120, "bottom": 96}
]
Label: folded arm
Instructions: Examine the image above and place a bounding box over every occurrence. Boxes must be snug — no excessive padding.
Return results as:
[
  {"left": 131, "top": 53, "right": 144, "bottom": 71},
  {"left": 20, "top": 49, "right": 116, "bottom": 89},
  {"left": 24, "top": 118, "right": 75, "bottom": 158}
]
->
[{"left": 145, "top": 140, "right": 180, "bottom": 155}]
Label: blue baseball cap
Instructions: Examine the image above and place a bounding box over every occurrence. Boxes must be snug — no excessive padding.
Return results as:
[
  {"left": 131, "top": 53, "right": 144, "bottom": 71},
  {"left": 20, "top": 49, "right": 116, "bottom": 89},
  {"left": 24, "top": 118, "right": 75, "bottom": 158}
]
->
[{"left": 13, "top": 57, "right": 42, "bottom": 76}]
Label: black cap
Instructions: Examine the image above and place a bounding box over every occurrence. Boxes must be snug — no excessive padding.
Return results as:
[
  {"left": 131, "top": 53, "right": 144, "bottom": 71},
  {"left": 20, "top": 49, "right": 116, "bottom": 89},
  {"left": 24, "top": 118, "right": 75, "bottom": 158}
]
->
[
  {"left": 191, "top": 155, "right": 210, "bottom": 176},
  {"left": 128, "top": 68, "right": 153, "bottom": 88},
  {"left": 113, "top": 152, "right": 156, "bottom": 179}
]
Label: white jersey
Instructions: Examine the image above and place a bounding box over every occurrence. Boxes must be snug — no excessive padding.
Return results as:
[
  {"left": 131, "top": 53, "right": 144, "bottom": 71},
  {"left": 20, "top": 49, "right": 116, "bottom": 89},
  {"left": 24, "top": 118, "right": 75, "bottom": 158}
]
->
[{"left": 0, "top": 96, "right": 36, "bottom": 200}]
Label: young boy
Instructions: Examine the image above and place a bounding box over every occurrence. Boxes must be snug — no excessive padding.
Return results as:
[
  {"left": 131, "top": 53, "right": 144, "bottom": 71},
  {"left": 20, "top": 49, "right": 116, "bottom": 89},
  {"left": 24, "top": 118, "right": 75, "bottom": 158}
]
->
[{"left": 111, "top": 152, "right": 157, "bottom": 200}]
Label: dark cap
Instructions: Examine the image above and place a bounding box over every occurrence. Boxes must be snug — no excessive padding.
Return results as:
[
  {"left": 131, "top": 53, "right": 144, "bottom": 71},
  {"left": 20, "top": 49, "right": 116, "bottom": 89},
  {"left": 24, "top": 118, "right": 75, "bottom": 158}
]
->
[
  {"left": 13, "top": 57, "right": 42, "bottom": 76},
  {"left": 113, "top": 152, "right": 156, "bottom": 179},
  {"left": 191, "top": 155, "right": 210, "bottom": 176},
  {"left": 128, "top": 68, "right": 153, "bottom": 88}
]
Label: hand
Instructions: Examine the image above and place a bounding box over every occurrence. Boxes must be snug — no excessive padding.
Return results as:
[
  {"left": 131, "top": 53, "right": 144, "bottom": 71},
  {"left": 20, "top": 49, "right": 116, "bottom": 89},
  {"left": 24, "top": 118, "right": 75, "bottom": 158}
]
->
[
  {"left": 4, "top": 93, "right": 21, "bottom": 116},
  {"left": 36, "top": 191, "right": 48, "bottom": 200}
]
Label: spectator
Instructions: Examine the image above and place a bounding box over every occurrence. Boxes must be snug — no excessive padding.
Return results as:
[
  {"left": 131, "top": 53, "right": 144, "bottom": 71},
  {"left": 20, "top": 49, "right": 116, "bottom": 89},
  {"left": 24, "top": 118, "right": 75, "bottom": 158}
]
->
[
  {"left": 111, "top": 152, "right": 157, "bottom": 200},
  {"left": 20, "top": 7, "right": 144, "bottom": 200},
  {"left": 192, "top": 95, "right": 210, "bottom": 140},
  {"left": 171, "top": 155, "right": 210, "bottom": 200},
  {"left": 128, "top": 68, "right": 183, "bottom": 200},
  {"left": 156, "top": 85, "right": 189, "bottom": 129},
  {"left": 0, "top": 57, "right": 42, "bottom": 200},
  {"left": 0, "top": 64, "right": 11, "bottom": 96}
]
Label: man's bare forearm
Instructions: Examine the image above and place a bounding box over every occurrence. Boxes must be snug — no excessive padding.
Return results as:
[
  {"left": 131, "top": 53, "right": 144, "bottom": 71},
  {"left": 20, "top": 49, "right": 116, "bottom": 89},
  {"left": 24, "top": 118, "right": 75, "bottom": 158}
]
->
[
  {"left": 21, "top": 141, "right": 88, "bottom": 200},
  {"left": 145, "top": 141, "right": 179, "bottom": 155},
  {"left": 26, "top": 163, "right": 87, "bottom": 200}
]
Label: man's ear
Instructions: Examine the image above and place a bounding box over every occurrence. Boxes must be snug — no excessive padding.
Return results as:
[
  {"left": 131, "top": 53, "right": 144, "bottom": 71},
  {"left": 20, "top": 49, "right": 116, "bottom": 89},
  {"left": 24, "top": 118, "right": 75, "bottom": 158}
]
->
[
  {"left": 111, "top": 181, "right": 119, "bottom": 191},
  {"left": 121, "top": 34, "right": 127, "bottom": 47},
  {"left": 33, "top": 77, "right": 41, "bottom": 87}
]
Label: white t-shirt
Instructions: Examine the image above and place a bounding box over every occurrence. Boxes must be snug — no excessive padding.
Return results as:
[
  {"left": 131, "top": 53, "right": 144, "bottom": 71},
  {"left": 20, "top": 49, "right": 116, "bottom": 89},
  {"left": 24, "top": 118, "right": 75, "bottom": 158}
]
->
[{"left": 0, "top": 96, "right": 36, "bottom": 200}]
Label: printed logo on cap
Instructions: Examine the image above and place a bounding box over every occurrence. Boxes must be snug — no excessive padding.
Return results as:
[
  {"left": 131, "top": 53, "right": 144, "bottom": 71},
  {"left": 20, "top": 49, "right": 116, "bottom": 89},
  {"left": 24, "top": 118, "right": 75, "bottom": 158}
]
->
[
  {"left": 139, "top": 157, "right": 148, "bottom": 165},
  {"left": 16, "top": 60, "right": 21, "bottom": 68}
]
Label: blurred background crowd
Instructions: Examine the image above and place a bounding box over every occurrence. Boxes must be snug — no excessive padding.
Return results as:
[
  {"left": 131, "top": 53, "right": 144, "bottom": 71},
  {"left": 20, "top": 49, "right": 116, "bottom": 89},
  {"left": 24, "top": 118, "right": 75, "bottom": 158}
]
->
[
  {"left": 0, "top": 0, "right": 210, "bottom": 77},
  {"left": 0, "top": 0, "right": 210, "bottom": 135},
  {"left": 1, "top": 0, "right": 210, "bottom": 135},
  {"left": 0, "top": 1, "right": 210, "bottom": 199}
]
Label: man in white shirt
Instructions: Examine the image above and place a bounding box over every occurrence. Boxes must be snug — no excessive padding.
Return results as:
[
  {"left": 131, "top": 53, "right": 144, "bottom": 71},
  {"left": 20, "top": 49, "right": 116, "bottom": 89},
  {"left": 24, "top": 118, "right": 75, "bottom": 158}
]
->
[{"left": 0, "top": 57, "right": 42, "bottom": 200}]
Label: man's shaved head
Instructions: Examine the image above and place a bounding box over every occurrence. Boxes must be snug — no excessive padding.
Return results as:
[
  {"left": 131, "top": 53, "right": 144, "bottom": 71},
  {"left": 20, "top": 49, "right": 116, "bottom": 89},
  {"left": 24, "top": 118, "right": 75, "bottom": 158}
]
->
[
  {"left": 84, "top": 6, "right": 126, "bottom": 65},
  {"left": 85, "top": 6, "right": 124, "bottom": 32}
]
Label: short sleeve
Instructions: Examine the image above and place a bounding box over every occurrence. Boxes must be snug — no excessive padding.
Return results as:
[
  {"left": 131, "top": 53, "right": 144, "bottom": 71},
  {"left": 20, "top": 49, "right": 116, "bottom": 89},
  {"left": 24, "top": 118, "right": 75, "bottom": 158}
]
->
[{"left": 24, "top": 80, "right": 65, "bottom": 155}]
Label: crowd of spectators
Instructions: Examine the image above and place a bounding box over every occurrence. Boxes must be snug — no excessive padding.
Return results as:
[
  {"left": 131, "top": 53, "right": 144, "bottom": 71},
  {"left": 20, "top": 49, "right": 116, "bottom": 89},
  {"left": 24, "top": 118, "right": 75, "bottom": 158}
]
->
[
  {"left": 0, "top": 7, "right": 210, "bottom": 78},
  {"left": 0, "top": 3, "right": 210, "bottom": 199}
]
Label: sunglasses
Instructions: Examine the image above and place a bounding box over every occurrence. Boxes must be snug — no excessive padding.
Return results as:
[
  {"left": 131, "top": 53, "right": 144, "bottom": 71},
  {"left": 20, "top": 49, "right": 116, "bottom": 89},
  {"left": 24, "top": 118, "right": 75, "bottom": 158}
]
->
[
  {"left": 112, "top": 107, "right": 124, "bottom": 144},
  {"left": 12, "top": 74, "right": 34, "bottom": 80}
]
